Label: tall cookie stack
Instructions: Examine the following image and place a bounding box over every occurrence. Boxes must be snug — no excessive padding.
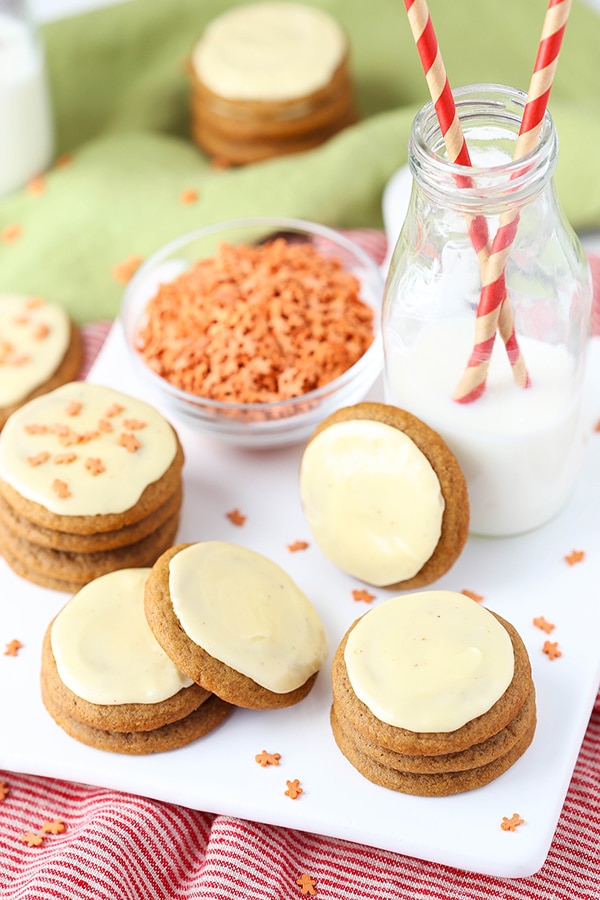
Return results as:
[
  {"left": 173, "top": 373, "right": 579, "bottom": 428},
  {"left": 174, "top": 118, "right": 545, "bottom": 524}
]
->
[
  {"left": 189, "top": 2, "right": 357, "bottom": 166},
  {"left": 0, "top": 382, "right": 184, "bottom": 592},
  {"left": 331, "top": 591, "right": 536, "bottom": 796}
]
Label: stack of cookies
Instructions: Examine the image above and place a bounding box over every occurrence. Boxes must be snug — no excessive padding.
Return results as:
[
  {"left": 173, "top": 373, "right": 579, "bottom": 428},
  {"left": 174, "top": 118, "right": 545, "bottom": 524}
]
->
[
  {"left": 0, "top": 381, "right": 184, "bottom": 592},
  {"left": 331, "top": 591, "right": 536, "bottom": 796},
  {"left": 41, "top": 568, "right": 232, "bottom": 754},
  {"left": 189, "top": 2, "right": 357, "bottom": 166},
  {"left": 0, "top": 293, "right": 82, "bottom": 430}
]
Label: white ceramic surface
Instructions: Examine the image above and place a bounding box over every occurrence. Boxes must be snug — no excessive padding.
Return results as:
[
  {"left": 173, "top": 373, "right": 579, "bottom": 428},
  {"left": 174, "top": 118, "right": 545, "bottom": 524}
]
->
[{"left": 1, "top": 321, "right": 599, "bottom": 878}]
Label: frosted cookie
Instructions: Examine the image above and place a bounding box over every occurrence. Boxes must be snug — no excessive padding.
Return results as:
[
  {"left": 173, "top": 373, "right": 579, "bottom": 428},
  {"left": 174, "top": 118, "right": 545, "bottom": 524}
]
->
[
  {"left": 299, "top": 402, "right": 469, "bottom": 589},
  {"left": 144, "top": 541, "right": 328, "bottom": 709},
  {"left": 330, "top": 591, "right": 536, "bottom": 796},
  {"left": 189, "top": 2, "right": 357, "bottom": 165},
  {"left": 0, "top": 382, "right": 184, "bottom": 589},
  {"left": 0, "top": 294, "right": 83, "bottom": 430},
  {"left": 40, "top": 568, "right": 231, "bottom": 754}
]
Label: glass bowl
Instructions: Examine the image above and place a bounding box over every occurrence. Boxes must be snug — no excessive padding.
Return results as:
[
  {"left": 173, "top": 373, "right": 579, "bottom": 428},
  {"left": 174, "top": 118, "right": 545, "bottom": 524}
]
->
[{"left": 120, "top": 217, "right": 384, "bottom": 448}]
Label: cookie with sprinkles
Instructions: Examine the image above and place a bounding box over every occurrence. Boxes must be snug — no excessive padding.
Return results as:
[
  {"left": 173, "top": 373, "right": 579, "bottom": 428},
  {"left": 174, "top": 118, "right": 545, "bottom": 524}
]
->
[
  {"left": 0, "top": 294, "right": 83, "bottom": 430},
  {"left": 0, "top": 382, "right": 184, "bottom": 590}
]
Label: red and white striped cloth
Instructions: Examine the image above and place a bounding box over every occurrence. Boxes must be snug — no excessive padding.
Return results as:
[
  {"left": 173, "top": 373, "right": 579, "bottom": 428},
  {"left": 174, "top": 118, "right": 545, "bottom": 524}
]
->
[{"left": 1, "top": 232, "right": 599, "bottom": 900}]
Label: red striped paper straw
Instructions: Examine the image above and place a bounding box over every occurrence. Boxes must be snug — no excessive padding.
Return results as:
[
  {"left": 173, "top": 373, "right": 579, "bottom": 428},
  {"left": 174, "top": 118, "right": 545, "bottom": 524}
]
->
[
  {"left": 403, "top": 0, "right": 521, "bottom": 381},
  {"left": 453, "top": 0, "right": 573, "bottom": 402}
]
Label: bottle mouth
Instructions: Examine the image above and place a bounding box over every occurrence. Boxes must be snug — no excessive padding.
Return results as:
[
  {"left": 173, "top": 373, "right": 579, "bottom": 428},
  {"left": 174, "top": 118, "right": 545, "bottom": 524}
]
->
[{"left": 409, "top": 83, "right": 557, "bottom": 212}]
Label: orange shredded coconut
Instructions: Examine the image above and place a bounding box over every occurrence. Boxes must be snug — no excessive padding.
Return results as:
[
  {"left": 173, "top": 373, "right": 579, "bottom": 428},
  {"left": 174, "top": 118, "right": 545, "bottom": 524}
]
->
[
  {"left": 118, "top": 432, "right": 141, "bottom": 453},
  {"left": 52, "top": 478, "right": 71, "bottom": 499},
  {"left": 255, "top": 750, "right": 281, "bottom": 767},
  {"left": 180, "top": 188, "right": 199, "bottom": 205},
  {"left": 85, "top": 457, "right": 106, "bottom": 476},
  {"left": 542, "top": 640, "right": 562, "bottom": 660},
  {"left": 352, "top": 589, "right": 376, "bottom": 603},
  {"left": 501, "top": 813, "right": 524, "bottom": 832},
  {"left": 20, "top": 832, "right": 44, "bottom": 847},
  {"left": 135, "top": 238, "right": 374, "bottom": 407},
  {"left": 533, "top": 616, "right": 555, "bottom": 634},
  {"left": 4, "top": 639, "right": 23, "bottom": 657},
  {"left": 27, "top": 451, "right": 50, "bottom": 467},
  {"left": 41, "top": 819, "right": 65, "bottom": 835},
  {"left": 564, "top": 549, "right": 585, "bottom": 566},
  {"left": 27, "top": 175, "right": 46, "bottom": 196},
  {"left": 287, "top": 540, "right": 309, "bottom": 552},
  {"left": 284, "top": 779, "right": 303, "bottom": 799},
  {"left": 296, "top": 873, "right": 317, "bottom": 896},
  {"left": 226, "top": 508, "right": 246, "bottom": 526},
  {"left": 1, "top": 224, "right": 22, "bottom": 244},
  {"left": 462, "top": 589, "right": 484, "bottom": 603},
  {"left": 0, "top": 781, "right": 9, "bottom": 800},
  {"left": 112, "top": 254, "right": 143, "bottom": 285}
]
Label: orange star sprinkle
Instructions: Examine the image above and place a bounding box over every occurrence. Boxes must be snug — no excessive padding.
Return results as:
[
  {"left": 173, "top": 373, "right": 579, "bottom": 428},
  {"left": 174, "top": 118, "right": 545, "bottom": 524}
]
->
[
  {"left": 118, "top": 432, "right": 141, "bottom": 453},
  {"left": 105, "top": 403, "right": 124, "bottom": 418},
  {"left": 180, "top": 188, "right": 199, "bottom": 205},
  {"left": 542, "top": 640, "right": 562, "bottom": 660},
  {"left": 111, "top": 254, "right": 143, "bottom": 285},
  {"left": 296, "top": 873, "right": 317, "bottom": 895},
  {"left": 85, "top": 457, "right": 106, "bottom": 476},
  {"left": 352, "top": 589, "right": 375, "bottom": 603},
  {"left": 285, "top": 779, "right": 303, "bottom": 800},
  {"left": 255, "top": 750, "right": 281, "bottom": 767},
  {"left": 0, "top": 781, "right": 9, "bottom": 800},
  {"left": 462, "top": 589, "right": 484, "bottom": 603},
  {"left": 564, "top": 549, "right": 585, "bottom": 566},
  {"left": 54, "top": 453, "right": 77, "bottom": 465},
  {"left": 287, "top": 540, "right": 309, "bottom": 552},
  {"left": 226, "top": 508, "right": 246, "bottom": 526},
  {"left": 27, "top": 451, "right": 50, "bottom": 467},
  {"left": 501, "top": 813, "right": 524, "bottom": 832},
  {"left": 41, "top": 819, "right": 65, "bottom": 835},
  {"left": 2, "top": 223, "right": 22, "bottom": 244},
  {"left": 122, "top": 418, "right": 146, "bottom": 431},
  {"left": 20, "top": 832, "right": 43, "bottom": 847},
  {"left": 4, "top": 640, "right": 23, "bottom": 657},
  {"left": 52, "top": 478, "right": 71, "bottom": 499},
  {"left": 65, "top": 401, "right": 82, "bottom": 416},
  {"left": 533, "top": 616, "right": 555, "bottom": 634}
]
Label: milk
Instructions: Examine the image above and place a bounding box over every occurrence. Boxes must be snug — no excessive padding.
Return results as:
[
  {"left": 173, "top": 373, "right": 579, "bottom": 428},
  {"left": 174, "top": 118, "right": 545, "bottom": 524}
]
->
[
  {"left": 0, "top": 12, "right": 53, "bottom": 198},
  {"left": 384, "top": 317, "right": 589, "bottom": 537}
]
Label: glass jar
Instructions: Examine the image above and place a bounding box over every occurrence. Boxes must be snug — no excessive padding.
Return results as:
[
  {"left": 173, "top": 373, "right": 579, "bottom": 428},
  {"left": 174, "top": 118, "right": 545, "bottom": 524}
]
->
[
  {"left": 0, "top": 0, "right": 53, "bottom": 197},
  {"left": 382, "top": 83, "right": 592, "bottom": 537}
]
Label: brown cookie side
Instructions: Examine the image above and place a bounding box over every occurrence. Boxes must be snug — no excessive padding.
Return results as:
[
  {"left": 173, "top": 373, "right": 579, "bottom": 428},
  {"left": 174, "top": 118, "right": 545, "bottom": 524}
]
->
[
  {"left": 331, "top": 611, "right": 532, "bottom": 756},
  {"left": 40, "top": 620, "right": 211, "bottom": 732},
  {"left": 144, "top": 543, "right": 319, "bottom": 710},
  {"left": 306, "top": 402, "right": 469, "bottom": 590}
]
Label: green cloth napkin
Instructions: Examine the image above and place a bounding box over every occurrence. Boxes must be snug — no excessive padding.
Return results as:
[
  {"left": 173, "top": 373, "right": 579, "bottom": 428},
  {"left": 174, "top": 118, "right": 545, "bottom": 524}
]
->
[{"left": 1, "top": 0, "right": 600, "bottom": 324}]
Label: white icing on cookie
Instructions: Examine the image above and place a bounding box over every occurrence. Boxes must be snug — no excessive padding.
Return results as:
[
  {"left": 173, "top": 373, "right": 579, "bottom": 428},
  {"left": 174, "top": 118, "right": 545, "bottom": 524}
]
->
[
  {"left": 191, "top": 2, "right": 346, "bottom": 101},
  {"left": 168, "top": 541, "right": 328, "bottom": 693},
  {"left": 344, "top": 591, "right": 515, "bottom": 733},
  {"left": 0, "top": 294, "right": 70, "bottom": 407},
  {"left": 299, "top": 419, "right": 444, "bottom": 586},
  {"left": 0, "top": 382, "right": 177, "bottom": 515},
  {"left": 51, "top": 568, "right": 193, "bottom": 705}
]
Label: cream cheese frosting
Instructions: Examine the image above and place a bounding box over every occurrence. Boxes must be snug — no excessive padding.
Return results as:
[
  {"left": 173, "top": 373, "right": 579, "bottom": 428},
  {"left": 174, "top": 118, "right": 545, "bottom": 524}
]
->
[
  {"left": 51, "top": 568, "right": 193, "bottom": 705},
  {"left": 0, "top": 382, "right": 177, "bottom": 515},
  {"left": 344, "top": 591, "right": 515, "bottom": 733},
  {"left": 191, "top": 2, "right": 346, "bottom": 101},
  {"left": 299, "top": 419, "right": 444, "bottom": 586},
  {"left": 168, "top": 541, "right": 328, "bottom": 693},
  {"left": 0, "top": 294, "right": 70, "bottom": 407}
]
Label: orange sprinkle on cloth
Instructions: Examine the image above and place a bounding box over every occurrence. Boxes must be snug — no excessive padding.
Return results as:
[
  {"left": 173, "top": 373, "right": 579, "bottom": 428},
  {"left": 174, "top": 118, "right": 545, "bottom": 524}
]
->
[
  {"left": 41, "top": 819, "right": 66, "bottom": 835},
  {"left": 542, "top": 640, "right": 562, "bottom": 660},
  {"left": 284, "top": 779, "right": 303, "bottom": 799},
  {"left": 1, "top": 224, "right": 23, "bottom": 244},
  {"left": 180, "top": 188, "right": 199, "bottom": 205},
  {"left": 0, "top": 781, "right": 9, "bottom": 800},
  {"left": 20, "top": 832, "right": 44, "bottom": 847},
  {"left": 255, "top": 750, "right": 281, "bottom": 767},
  {"left": 4, "top": 639, "right": 23, "bottom": 657},
  {"left": 462, "top": 589, "right": 484, "bottom": 603},
  {"left": 564, "top": 549, "right": 585, "bottom": 566},
  {"left": 135, "top": 239, "right": 374, "bottom": 405},
  {"left": 287, "top": 540, "right": 309, "bottom": 552},
  {"left": 226, "top": 508, "right": 246, "bottom": 526},
  {"left": 352, "top": 589, "right": 375, "bottom": 603},
  {"left": 533, "top": 616, "right": 555, "bottom": 634},
  {"left": 296, "top": 873, "right": 317, "bottom": 896},
  {"left": 501, "top": 813, "right": 525, "bottom": 832},
  {"left": 112, "top": 254, "right": 143, "bottom": 285},
  {"left": 26, "top": 175, "right": 46, "bottom": 196}
]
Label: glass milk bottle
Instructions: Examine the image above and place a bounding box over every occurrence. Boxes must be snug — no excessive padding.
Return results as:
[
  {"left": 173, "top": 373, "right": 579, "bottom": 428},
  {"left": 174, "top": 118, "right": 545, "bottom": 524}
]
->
[
  {"left": 382, "top": 83, "right": 592, "bottom": 537},
  {"left": 0, "top": 0, "right": 53, "bottom": 197}
]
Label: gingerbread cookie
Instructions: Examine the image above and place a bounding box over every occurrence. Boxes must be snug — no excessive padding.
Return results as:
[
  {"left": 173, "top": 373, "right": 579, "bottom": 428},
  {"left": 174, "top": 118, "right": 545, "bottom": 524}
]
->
[
  {"left": 299, "top": 402, "right": 469, "bottom": 589},
  {"left": 40, "top": 568, "right": 231, "bottom": 754},
  {"left": 0, "top": 294, "right": 83, "bottom": 430},
  {"left": 0, "top": 382, "right": 184, "bottom": 589},
  {"left": 330, "top": 591, "right": 536, "bottom": 796},
  {"left": 144, "top": 541, "right": 328, "bottom": 709}
]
